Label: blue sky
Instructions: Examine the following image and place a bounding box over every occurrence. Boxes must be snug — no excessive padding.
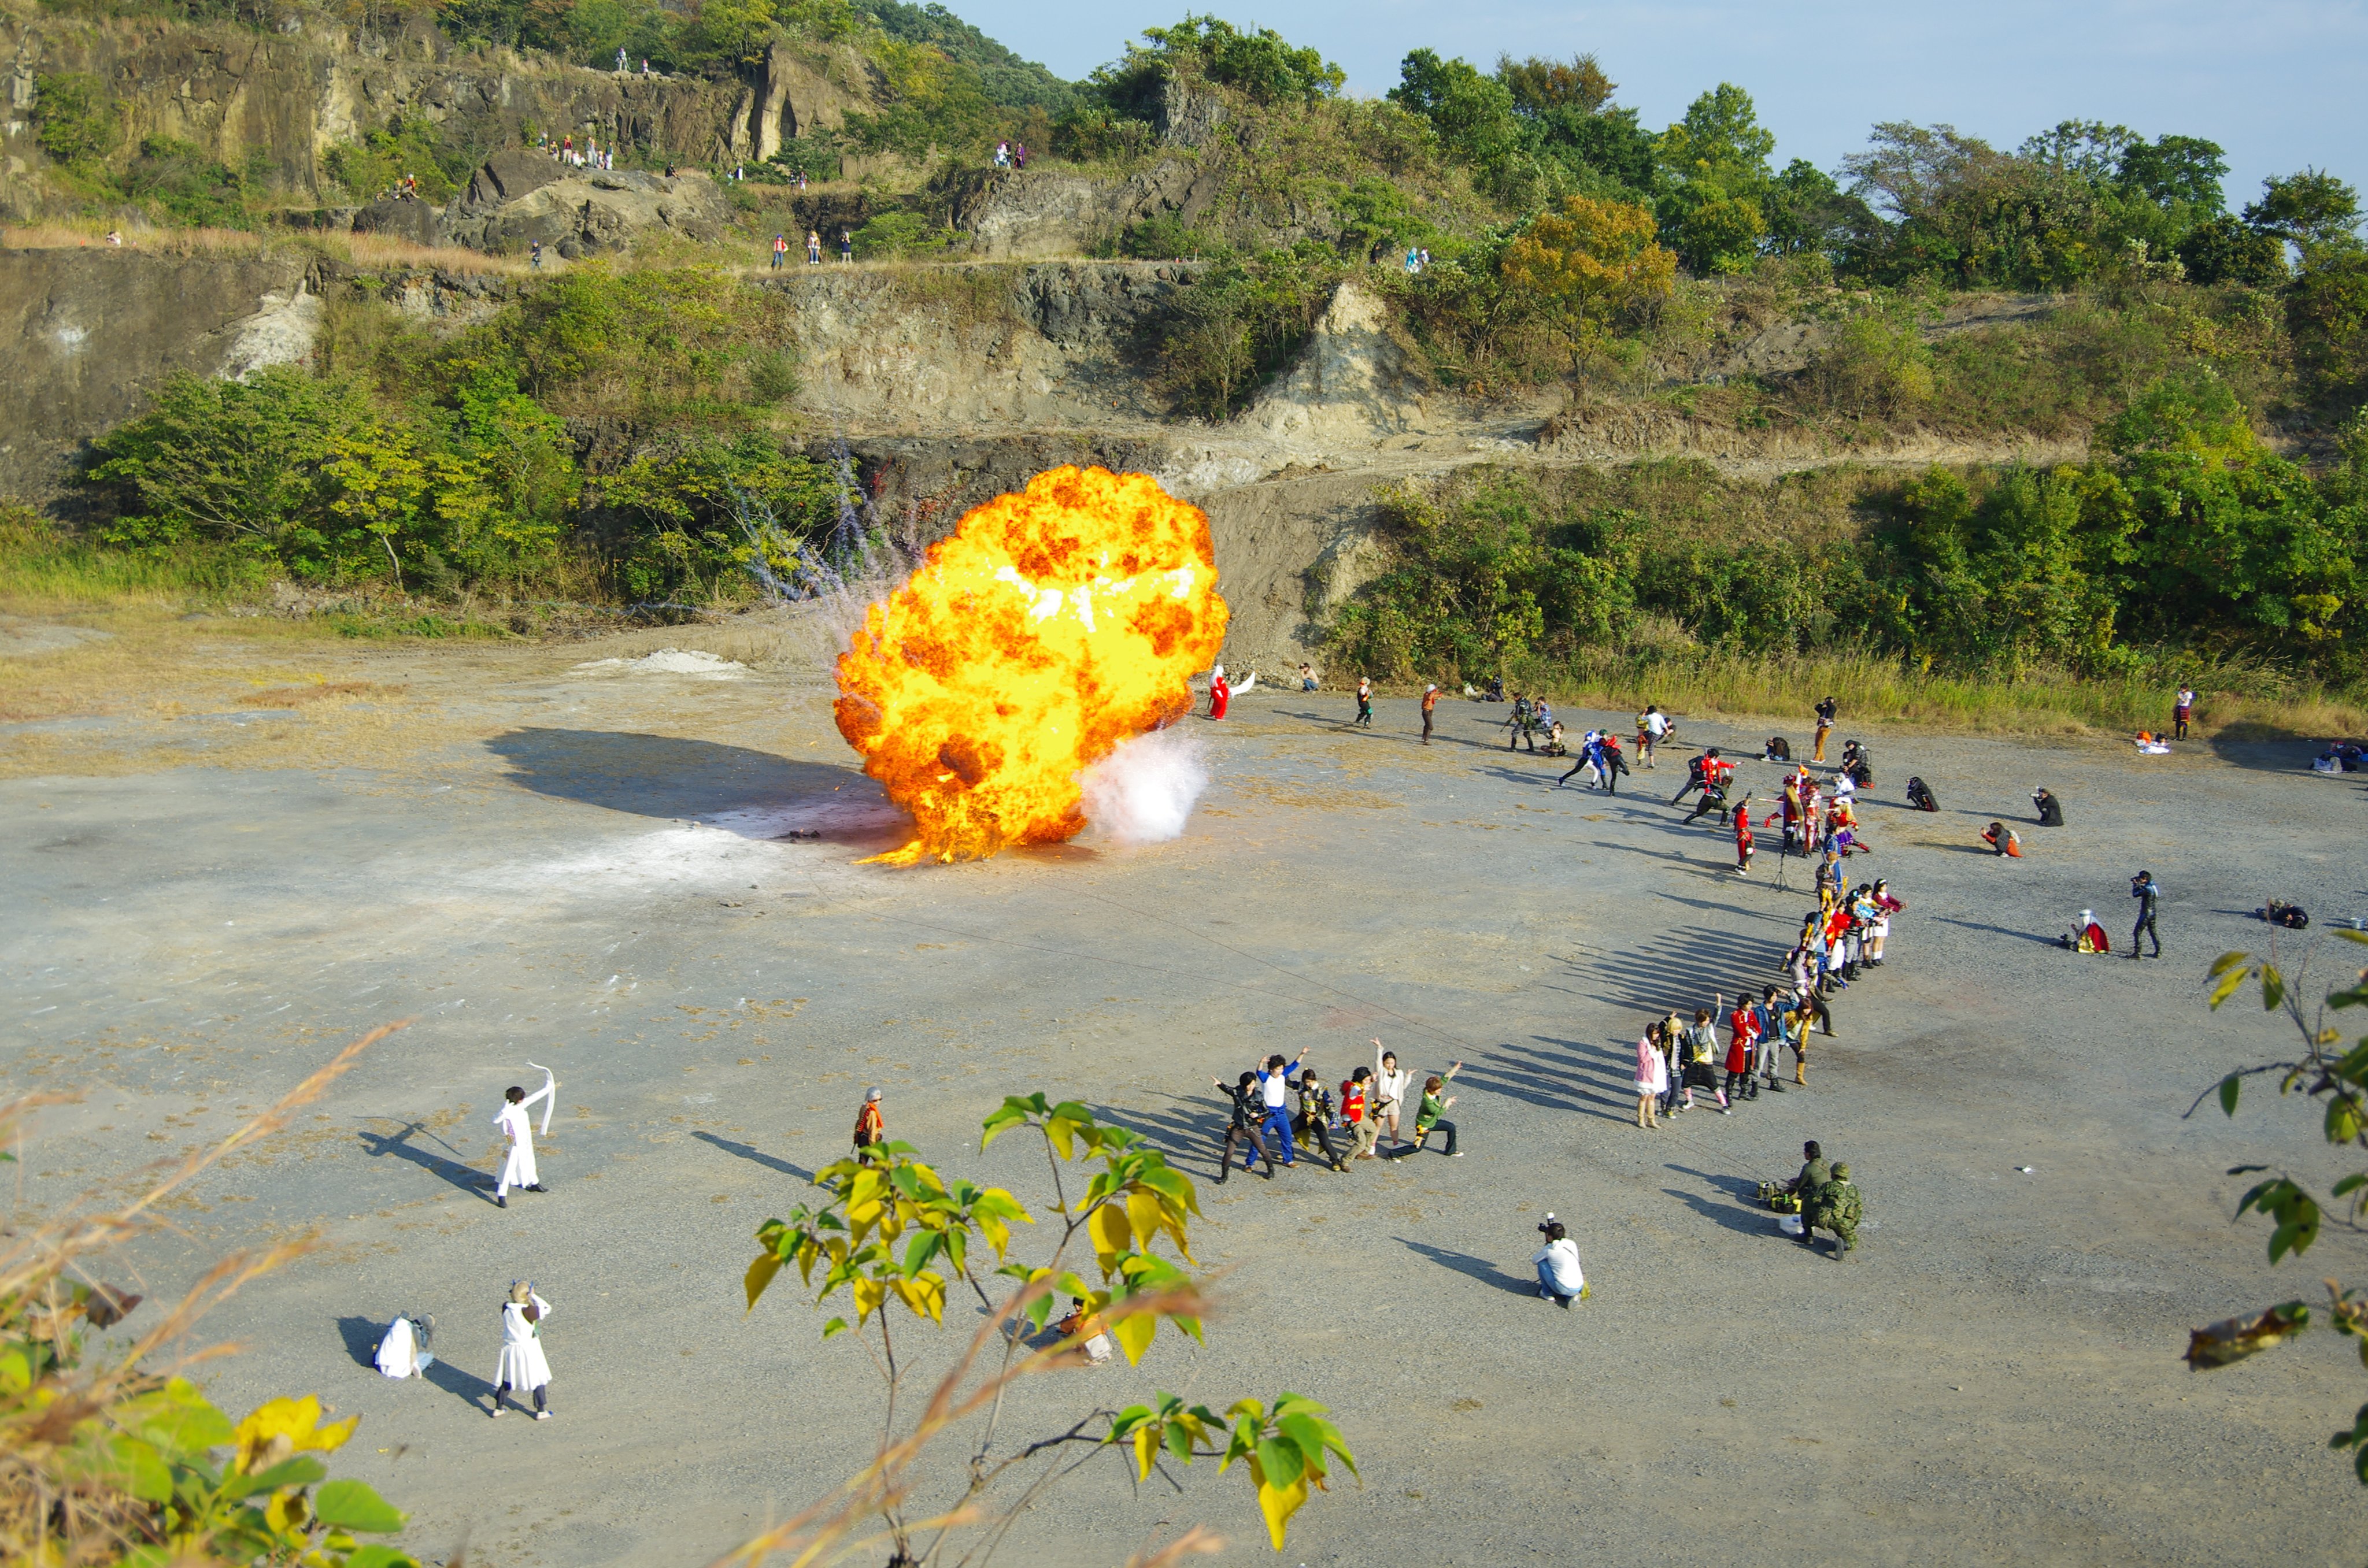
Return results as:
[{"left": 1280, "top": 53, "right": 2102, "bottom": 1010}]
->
[{"left": 959, "top": 0, "right": 2367, "bottom": 212}]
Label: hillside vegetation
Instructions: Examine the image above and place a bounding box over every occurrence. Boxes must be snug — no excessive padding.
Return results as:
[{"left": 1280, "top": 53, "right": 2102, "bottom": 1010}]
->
[{"left": 4, "top": 2, "right": 2366, "bottom": 724}]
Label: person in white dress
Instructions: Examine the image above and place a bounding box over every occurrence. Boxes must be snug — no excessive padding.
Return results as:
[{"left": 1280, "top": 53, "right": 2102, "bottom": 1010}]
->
[
  {"left": 492, "top": 1281, "right": 554, "bottom": 1418},
  {"left": 494, "top": 1069, "right": 556, "bottom": 1207},
  {"left": 373, "top": 1313, "right": 434, "bottom": 1378},
  {"left": 1372, "top": 1040, "right": 1414, "bottom": 1154}
]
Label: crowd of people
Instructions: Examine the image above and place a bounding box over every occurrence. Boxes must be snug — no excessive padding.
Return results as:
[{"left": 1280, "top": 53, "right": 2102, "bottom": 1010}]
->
[{"left": 1209, "top": 1042, "right": 1466, "bottom": 1177}]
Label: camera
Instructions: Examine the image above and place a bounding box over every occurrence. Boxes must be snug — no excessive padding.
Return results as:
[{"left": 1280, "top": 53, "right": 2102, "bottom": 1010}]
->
[{"left": 1536, "top": 1212, "right": 1557, "bottom": 1236}]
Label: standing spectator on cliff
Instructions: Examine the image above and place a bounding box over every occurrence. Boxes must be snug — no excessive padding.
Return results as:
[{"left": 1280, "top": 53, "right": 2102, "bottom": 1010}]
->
[
  {"left": 839, "top": 227, "right": 854, "bottom": 262},
  {"left": 806, "top": 229, "right": 822, "bottom": 265},
  {"left": 772, "top": 233, "right": 789, "bottom": 269}
]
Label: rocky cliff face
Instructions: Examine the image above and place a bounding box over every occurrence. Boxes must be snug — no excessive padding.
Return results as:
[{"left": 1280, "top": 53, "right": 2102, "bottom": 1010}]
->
[
  {"left": 0, "top": 13, "right": 867, "bottom": 223},
  {"left": 0, "top": 244, "right": 319, "bottom": 501},
  {"left": 355, "top": 151, "right": 734, "bottom": 255}
]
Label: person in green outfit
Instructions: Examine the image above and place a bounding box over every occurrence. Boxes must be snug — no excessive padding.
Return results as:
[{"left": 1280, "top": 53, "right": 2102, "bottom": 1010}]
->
[
  {"left": 1397, "top": 1062, "right": 1465, "bottom": 1156},
  {"left": 1806, "top": 1159, "right": 1860, "bottom": 1259}
]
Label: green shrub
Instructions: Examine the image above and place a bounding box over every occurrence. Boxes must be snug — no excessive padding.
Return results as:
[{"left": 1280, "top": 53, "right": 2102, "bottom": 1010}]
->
[
  {"left": 852, "top": 210, "right": 950, "bottom": 258},
  {"left": 32, "top": 72, "right": 117, "bottom": 166},
  {"left": 1118, "top": 212, "right": 1211, "bottom": 259},
  {"left": 1148, "top": 244, "right": 1345, "bottom": 418}
]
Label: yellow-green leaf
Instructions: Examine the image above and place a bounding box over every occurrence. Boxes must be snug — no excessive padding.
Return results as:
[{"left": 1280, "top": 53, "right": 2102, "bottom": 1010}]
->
[
  {"left": 852, "top": 1277, "right": 887, "bottom": 1326},
  {"left": 1112, "top": 1308, "right": 1157, "bottom": 1365},
  {"left": 1089, "top": 1203, "right": 1133, "bottom": 1273},
  {"left": 1133, "top": 1424, "right": 1159, "bottom": 1481},
  {"left": 744, "top": 1252, "right": 783, "bottom": 1313},
  {"left": 1255, "top": 1474, "right": 1309, "bottom": 1550},
  {"left": 2208, "top": 962, "right": 2255, "bottom": 1009}
]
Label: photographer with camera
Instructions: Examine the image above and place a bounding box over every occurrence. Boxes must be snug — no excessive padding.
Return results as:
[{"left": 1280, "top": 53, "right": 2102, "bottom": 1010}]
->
[
  {"left": 1533, "top": 1215, "right": 1586, "bottom": 1307},
  {"left": 2130, "top": 871, "right": 2163, "bottom": 959}
]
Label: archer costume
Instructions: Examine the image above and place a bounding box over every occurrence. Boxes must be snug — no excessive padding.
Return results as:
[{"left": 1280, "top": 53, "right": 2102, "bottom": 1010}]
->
[{"left": 494, "top": 1072, "right": 555, "bottom": 1202}]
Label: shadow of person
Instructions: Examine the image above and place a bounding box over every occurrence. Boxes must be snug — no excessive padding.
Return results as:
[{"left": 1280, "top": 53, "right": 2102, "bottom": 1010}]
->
[
  {"left": 1660, "top": 1186, "right": 1778, "bottom": 1239},
  {"left": 482, "top": 728, "right": 878, "bottom": 826},
  {"left": 690, "top": 1130, "right": 812, "bottom": 1182},
  {"left": 356, "top": 1120, "right": 495, "bottom": 1203},
  {"left": 422, "top": 1351, "right": 497, "bottom": 1413},
  {"left": 1396, "top": 1236, "right": 1536, "bottom": 1295},
  {"left": 1093, "top": 1096, "right": 1227, "bottom": 1169},
  {"left": 1932, "top": 915, "right": 2063, "bottom": 948},
  {"left": 338, "top": 1314, "right": 387, "bottom": 1370}
]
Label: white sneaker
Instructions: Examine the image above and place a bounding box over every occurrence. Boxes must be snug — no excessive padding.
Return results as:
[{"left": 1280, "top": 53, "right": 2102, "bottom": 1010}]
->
[{"left": 534, "top": 1410, "right": 552, "bottom": 1421}]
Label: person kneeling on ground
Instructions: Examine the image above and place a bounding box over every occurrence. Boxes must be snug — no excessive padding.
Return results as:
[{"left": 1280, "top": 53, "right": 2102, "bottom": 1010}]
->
[
  {"left": 1761, "top": 735, "right": 1792, "bottom": 762},
  {"left": 2062, "top": 909, "right": 2111, "bottom": 953},
  {"left": 1788, "top": 1141, "right": 1830, "bottom": 1234},
  {"left": 1533, "top": 1216, "right": 1586, "bottom": 1307},
  {"left": 2033, "top": 788, "right": 2064, "bottom": 826},
  {"left": 1906, "top": 775, "right": 1938, "bottom": 812},
  {"left": 1052, "top": 1297, "right": 1113, "bottom": 1362},
  {"left": 1805, "top": 1162, "right": 1862, "bottom": 1260},
  {"left": 1981, "top": 821, "right": 2022, "bottom": 858},
  {"left": 2260, "top": 899, "right": 2310, "bottom": 929}
]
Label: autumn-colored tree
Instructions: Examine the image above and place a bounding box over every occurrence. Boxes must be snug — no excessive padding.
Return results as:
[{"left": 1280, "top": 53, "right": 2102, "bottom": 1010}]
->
[{"left": 1500, "top": 195, "right": 1676, "bottom": 369}]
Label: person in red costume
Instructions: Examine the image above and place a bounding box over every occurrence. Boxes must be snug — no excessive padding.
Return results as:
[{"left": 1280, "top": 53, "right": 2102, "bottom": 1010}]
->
[
  {"left": 1208, "top": 664, "right": 1231, "bottom": 719},
  {"left": 1731, "top": 794, "right": 1755, "bottom": 877}
]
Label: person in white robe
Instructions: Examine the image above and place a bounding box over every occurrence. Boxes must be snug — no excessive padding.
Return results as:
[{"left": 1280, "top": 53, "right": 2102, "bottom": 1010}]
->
[
  {"left": 492, "top": 1281, "right": 554, "bottom": 1418},
  {"left": 374, "top": 1313, "right": 435, "bottom": 1378},
  {"left": 494, "top": 1068, "right": 556, "bottom": 1206}
]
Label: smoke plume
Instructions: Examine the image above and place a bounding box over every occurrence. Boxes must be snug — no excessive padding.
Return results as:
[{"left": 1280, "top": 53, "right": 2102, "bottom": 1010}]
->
[{"left": 1079, "top": 726, "right": 1208, "bottom": 847}]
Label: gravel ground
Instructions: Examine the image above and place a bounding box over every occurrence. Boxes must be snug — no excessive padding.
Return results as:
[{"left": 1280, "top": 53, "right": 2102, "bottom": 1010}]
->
[{"left": 8, "top": 635, "right": 2368, "bottom": 1568}]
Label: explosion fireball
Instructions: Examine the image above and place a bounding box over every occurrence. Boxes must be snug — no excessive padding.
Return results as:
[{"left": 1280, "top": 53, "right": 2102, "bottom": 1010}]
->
[{"left": 834, "top": 466, "right": 1229, "bottom": 865}]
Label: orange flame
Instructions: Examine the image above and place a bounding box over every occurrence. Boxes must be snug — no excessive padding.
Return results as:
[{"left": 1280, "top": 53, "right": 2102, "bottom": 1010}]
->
[{"left": 834, "top": 466, "right": 1229, "bottom": 865}]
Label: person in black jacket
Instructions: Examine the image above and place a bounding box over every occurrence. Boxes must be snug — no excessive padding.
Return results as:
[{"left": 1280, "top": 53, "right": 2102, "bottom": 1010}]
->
[
  {"left": 2129, "top": 871, "right": 2163, "bottom": 959},
  {"left": 1209, "top": 1071, "right": 1277, "bottom": 1181},
  {"left": 2033, "top": 788, "right": 2064, "bottom": 826}
]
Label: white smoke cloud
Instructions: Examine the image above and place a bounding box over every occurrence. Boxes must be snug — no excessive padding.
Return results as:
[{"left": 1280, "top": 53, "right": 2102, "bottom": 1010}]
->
[{"left": 1079, "top": 726, "right": 1208, "bottom": 847}]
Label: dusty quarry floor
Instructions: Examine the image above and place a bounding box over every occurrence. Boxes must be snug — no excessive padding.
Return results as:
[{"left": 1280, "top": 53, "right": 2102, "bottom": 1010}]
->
[{"left": 6, "top": 607, "right": 2368, "bottom": 1567}]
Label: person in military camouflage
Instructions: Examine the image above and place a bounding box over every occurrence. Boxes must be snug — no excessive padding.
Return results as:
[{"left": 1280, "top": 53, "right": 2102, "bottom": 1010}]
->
[{"left": 1806, "top": 1161, "right": 1862, "bottom": 1259}]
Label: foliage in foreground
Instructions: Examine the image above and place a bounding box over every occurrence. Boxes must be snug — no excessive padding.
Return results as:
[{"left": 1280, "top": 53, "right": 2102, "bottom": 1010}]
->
[
  {"left": 739, "top": 1093, "right": 1355, "bottom": 1558},
  {"left": 2193, "top": 933, "right": 2368, "bottom": 1481},
  {"left": 1, "top": 1032, "right": 417, "bottom": 1568}
]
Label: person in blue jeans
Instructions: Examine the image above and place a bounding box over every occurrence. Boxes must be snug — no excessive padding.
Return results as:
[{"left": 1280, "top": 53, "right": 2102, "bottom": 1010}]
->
[
  {"left": 1254, "top": 1048, "right": 1309, "bottom": 1167},
  {"left": 1533, "top": 1218, "right": 1585, "bottom": 1306}
]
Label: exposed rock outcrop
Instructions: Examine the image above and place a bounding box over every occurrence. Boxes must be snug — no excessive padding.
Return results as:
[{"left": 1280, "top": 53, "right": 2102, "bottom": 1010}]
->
[
  {"left": 0, "top": 246, "right": 320, "bottom": 501},
  {"left": 0, "top": 13, "right": 863, "bottom": 223},
  {"left": 424, "top": 153, "right": 734, "bottom": 255}
]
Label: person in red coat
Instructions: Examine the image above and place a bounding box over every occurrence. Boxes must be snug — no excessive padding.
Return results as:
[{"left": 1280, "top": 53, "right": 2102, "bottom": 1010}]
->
[
  {"left": 1731, "top": 795, "right": 1755, "bottom": 876},
  {"left": 1207, "top": 664, "right": 1231, "bottom": 719},
  {"left": 1725, "top": 1001, "right": 1760, "bottom": 1103}
]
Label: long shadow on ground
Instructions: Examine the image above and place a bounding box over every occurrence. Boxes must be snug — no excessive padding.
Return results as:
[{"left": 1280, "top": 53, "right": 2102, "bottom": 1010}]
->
[
  {"left": 691, "top": 1130, "right": 813, "bottom": 1183},
  {"left": 1459, "top": 1035, "right": 1629, "bottom": 1122},
  {"left": 1574, "top": 923, "right": 1793, "bottom": 1016},
  {"left": 357, "top": 1120, "right": 495, "bottom": 1204},
  {"left": 484, "top": 728, "right": 868, "bottom": 821},
  {"left": 1397, "top": 1236, "right": 1535, "bottom": 1296}
]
